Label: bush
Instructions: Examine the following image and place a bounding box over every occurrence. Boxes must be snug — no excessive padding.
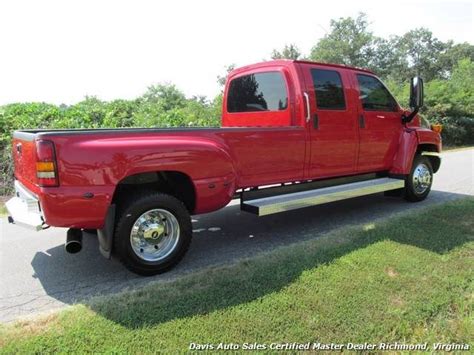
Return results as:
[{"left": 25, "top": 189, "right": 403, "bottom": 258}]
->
[
  {"left": 438, "top": 116, "right": 474, "bottom": 146},
  {"left": 0, "top": 84, "right": 222, "bottom": 195},
  {"left": 0, "top": 145, "right": 13, "bottom": 196},
  {"left": 386, "top": 59, "right": 474, "bottom": 146}
]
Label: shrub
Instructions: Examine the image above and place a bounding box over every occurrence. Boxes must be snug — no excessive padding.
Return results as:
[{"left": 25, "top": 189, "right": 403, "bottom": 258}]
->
[
  {"left": 0, "top": 85, "right": 223, "bottom": 195},
  {"left": 386, "top": 59, "right": 473, "bottom": 146},
  {"left": 438, "top": 116, "right": 474, "bottom": 146},
  {"left": 0, "top": 145, "right": 13, "bottom": 196}
]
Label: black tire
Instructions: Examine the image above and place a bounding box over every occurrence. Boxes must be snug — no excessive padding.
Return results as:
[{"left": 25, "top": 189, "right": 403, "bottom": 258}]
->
[
  {"left": 114, "top": 192, "right": 192, "bottom": 276},
  {"left": 404, "top": 155, "right": 433, "bottom": 202}
]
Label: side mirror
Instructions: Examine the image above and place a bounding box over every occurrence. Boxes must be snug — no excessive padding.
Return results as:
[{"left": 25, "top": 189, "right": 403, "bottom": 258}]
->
[
  {"left": 403, "top": 76, "right": 424, "bottom": 123},
  {"left": 409, "top": 76, "right": 424, "bottom": 108}
]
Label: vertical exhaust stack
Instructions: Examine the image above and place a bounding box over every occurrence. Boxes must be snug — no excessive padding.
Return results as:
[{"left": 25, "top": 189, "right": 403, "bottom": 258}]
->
[{"left": 65, "top": 229, "right": 83, "bottom": 254}]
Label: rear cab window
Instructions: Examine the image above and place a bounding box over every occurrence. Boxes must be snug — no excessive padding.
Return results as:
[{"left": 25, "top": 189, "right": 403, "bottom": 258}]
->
[
  {"left": 224, "top": 70, "right": 292, "bottom": 127},
  {"left": 227, "top": 72, "right": 288, "bottom": 113},
  {"left": 356, "top": 74, "right": 398, "bottom": 112}
]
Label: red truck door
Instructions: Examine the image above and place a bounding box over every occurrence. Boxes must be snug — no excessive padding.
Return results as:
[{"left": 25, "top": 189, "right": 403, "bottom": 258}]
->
[
  {"left": 223, "top": 67, "right": 306, "bottom": 187},
  {"left": 352, "top": 73, "right": 403, "bottom": 172},
  {"left": 300, "top": 64, "right": 358, "bottom": 178}
]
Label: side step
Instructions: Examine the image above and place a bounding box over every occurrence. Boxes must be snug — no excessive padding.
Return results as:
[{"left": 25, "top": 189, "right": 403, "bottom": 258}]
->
[{"left": 241, "top": 177, "right": 405, "bottom": 216}]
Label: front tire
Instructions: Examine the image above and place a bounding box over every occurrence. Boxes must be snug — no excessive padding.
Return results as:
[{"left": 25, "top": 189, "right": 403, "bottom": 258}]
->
[
  {"left": 114, "top": 192, "right": 192, "bottom": 276},
  {"left": 404, "top": 155, "right": 433, "bottom": 202}
]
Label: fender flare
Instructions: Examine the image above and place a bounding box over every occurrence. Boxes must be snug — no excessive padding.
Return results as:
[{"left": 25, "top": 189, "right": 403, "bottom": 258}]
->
[
  {"left": 421, "top": 151, "right": 441, "bottom": 173},
  {"left": 390, "top": 130, "right": 418, "bottom": 175},
  {"left": 390, "top": 130, "right": 441, "bottom": 175}
]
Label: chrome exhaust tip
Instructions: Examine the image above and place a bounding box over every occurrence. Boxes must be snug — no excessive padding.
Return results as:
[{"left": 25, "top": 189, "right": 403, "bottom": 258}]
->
[{"left": 65, "top": 228, "right": 83, "bottom": 254}]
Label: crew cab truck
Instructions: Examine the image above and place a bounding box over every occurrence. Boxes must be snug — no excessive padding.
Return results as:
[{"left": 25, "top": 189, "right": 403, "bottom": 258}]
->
[{"left": 7, "top": 60, "right": 441, "bottom": 275}]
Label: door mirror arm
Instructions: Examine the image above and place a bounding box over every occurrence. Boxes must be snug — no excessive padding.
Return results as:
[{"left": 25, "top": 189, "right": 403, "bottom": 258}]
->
[{"left": 402, "top": 107, "right": 419, "bottom": 124}]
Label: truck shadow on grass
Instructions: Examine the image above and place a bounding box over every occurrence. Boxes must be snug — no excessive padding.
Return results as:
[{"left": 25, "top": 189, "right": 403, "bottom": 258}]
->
[{"left": 30, "top": 191, "right": 473, "bottom": 328}]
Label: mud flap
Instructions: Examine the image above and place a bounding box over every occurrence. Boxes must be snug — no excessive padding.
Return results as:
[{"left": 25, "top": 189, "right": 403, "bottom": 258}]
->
[{"left": 97, "top": 204, "right": 116, "bottom": 259}]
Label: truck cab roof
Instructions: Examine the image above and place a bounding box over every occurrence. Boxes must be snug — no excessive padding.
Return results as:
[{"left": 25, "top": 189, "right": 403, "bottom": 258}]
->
[{"left": 229, "top": 59, "right": 375, "bottom": 78}]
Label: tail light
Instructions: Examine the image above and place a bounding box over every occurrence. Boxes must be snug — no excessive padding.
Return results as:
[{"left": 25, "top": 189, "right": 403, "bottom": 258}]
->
[{"left": 36, "top": 140, "right": 59, "bottom": 187}]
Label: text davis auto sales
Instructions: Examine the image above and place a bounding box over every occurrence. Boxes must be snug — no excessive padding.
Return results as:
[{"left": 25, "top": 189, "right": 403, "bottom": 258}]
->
[{"left": 189, "top": 342, "right": 471, "bottom": 351}]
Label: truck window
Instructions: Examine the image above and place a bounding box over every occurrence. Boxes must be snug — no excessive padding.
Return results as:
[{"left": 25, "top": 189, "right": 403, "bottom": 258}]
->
[
  {"left": 356, "top": 74, "right": 398, "bottom": 112},
  {"left": 311, "top": 69, "right": 346, "bottom": 110},
  {"left": 227, "top": 72, "right": 288, "bottom": 113}
]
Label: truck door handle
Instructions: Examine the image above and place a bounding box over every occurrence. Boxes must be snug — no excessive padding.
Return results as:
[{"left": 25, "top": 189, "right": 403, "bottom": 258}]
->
[
  {"left": 313, "top": 113, "right": 319, "bottom": 129},
  {"left": 303, "top": 92, "right": 310, "bottom": 123},
  {"left": 359, "top": 114, "right": 365, "bottom": 128},
  {"left": 376, "top": 115, "right": 385, "bottom": 119}
]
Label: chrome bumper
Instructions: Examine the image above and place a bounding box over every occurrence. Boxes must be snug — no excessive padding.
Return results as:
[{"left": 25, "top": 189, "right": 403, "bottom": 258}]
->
[{"left": 6, "top": 181, "right": 45, "bottom": 231}]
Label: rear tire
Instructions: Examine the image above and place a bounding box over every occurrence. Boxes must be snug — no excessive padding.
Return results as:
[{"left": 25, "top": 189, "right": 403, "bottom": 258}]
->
[
  {"left": 114, "top": 192, "right": 192, "bottom": 276},
  {"left": 404, "top": 155, "right": 433, "bottom": 202}
]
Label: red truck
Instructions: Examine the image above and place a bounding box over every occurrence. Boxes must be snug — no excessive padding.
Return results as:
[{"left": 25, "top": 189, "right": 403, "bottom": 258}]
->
[{"left": 7, "top": 60, "right": 441, "bottom": 275}]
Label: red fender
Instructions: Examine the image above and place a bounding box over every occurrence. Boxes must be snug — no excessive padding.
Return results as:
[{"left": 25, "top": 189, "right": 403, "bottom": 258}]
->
[
  {"left": 390, "top": 128, "right": 442, "bottom": 175},
  {"left": 390, "top": 130, "right": 419, "bottom": 175}
]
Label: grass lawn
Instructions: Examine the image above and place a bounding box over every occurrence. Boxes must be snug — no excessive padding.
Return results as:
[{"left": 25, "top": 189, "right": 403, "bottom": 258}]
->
[{"left": 0, "top": 198, "right": 473, "bottom": 353}]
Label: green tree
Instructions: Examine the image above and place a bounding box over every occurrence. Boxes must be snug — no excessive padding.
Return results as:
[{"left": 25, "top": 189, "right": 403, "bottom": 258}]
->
[
  {"left": 370, "top": 36, "right": 409, "bottom": 80},
  {"left": 141, "top": 83, "right": 186, "bottom": 111},
  {"left": 397, "top": 28, "right": 447, "bottom": 81},
  {"left": 271, "top": 44, "right": 301, "bottom": 60},
  {"left": 310, "top": 13, "right": 374, "bottom": 68},
  {"left": 102, "top": 99, "right": 138, "bottom": 128},
  {"left": 438, "top": 42, "right": 474, "bottom": 78},
  {"left": 425, "top": 59, "right": 474, "bottom": 118}
]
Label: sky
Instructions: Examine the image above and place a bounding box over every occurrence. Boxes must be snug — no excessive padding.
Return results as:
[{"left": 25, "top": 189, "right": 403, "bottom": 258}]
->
[{"left": 0, "top": 0, "right": 472, "bottom": 105}]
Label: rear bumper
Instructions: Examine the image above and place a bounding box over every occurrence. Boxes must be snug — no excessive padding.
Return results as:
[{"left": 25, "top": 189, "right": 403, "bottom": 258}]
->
[{"left": 6, "top": 180, "right": 45, "bottom": 231}]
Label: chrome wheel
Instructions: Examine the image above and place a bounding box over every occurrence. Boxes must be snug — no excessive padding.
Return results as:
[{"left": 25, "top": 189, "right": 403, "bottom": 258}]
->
[
  {"left": 412, "top": 163, "right": 432, "bottom": 194},
  {"left": 130, "top": 209, "right": 180, "bottom": 262}
]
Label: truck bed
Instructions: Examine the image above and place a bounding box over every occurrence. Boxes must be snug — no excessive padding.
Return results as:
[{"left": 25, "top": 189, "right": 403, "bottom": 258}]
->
[{"left": 12, "top": 125, "right": 308, "bottom": 221}]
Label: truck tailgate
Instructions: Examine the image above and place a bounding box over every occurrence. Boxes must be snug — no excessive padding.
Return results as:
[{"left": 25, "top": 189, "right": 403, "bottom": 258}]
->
[{"left": 12, "top": 132, "right": 38, "bottom": 187}]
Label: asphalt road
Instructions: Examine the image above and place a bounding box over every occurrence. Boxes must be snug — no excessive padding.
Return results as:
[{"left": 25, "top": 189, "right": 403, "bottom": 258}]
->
[{"left": 1, "top": 149, "right": 473, "bottom": 323}]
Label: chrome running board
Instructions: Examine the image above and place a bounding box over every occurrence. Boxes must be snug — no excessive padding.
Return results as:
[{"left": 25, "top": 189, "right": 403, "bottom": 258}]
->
[{"left": 241, "top": 177, "right": 405, "bottom": 216}]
